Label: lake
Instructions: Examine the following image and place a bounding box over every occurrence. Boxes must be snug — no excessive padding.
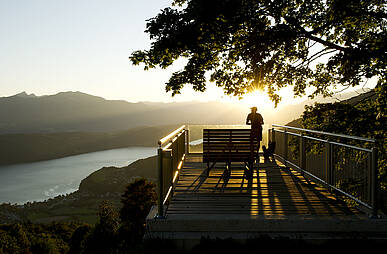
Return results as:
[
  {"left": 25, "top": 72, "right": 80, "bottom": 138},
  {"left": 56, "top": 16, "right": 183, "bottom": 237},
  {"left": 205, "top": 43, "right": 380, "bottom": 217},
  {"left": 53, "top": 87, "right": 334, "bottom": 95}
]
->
[{"left": 0, "top": 147, "right": 156, "bottom": 204}]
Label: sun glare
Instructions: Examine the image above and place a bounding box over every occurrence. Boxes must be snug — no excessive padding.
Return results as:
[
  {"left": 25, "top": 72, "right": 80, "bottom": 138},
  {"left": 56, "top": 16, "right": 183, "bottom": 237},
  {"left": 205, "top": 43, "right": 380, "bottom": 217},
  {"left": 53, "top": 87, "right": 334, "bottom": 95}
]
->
[
  {"left": 218, "top": 85, "right": 306, "bottom": 110},
  {"left": 239, "top": 90, "right": 276, "bottom": 110}
]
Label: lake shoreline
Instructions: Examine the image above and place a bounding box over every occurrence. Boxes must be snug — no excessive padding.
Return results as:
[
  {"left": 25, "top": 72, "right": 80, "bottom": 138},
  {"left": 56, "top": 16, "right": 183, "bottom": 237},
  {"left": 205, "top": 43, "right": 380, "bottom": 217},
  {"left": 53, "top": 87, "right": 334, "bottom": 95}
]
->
[
  {"left": 0, "top": 125, "right": 178, "bottom": 165},
  {"left": 0, "top": 155, "right": 158, "bottom": 224},
  {"left": 0, "top": 144, "right": 156, "bottom": 167},
  {"left": 0, "top": 147, "right": 157, "bottom": 205}
]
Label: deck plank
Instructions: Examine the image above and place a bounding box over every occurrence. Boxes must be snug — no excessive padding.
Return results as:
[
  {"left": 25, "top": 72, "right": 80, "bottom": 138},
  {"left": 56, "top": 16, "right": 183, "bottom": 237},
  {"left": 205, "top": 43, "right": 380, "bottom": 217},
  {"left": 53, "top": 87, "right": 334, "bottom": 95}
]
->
[{"left": 166, "top": 153, "right": 361, "bottom": 216}]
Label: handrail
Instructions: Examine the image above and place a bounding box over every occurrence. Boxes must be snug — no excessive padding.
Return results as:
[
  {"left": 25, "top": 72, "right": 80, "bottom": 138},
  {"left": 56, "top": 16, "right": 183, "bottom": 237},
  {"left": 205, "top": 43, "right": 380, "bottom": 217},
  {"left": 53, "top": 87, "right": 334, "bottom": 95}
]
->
[
  {"left": 274, "top": 129, "right": 373, "bottom": 152},
  {"left": 158, "top": 125, "right": 186, "bottom": 147},
  {"left": 272, "top": 124, "right": 376, "bottom": 143}
]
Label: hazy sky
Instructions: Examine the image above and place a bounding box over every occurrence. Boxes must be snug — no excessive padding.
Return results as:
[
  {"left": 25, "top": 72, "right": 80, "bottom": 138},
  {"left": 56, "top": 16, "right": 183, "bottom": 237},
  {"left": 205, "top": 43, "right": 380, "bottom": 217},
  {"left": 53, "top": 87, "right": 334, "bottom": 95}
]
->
[
  {"left": 0, "top": 0, "right": 375, "bottom": 106},
  {"left": 0, "top": 0, "right": 210, "bottom": 102}
]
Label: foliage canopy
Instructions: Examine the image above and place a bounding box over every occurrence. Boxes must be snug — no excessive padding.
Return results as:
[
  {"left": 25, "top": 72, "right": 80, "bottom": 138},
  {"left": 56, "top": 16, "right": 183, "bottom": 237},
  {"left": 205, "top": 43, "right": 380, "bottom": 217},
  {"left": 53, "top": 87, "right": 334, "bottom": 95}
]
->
[{"left": 130, "top": 0, "right": 386, "bottom": 104}]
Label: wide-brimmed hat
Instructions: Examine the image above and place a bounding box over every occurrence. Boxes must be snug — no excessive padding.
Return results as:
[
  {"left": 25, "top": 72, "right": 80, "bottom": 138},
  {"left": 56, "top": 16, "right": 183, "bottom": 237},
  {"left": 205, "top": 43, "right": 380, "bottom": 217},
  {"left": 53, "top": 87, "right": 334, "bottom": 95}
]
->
[{"left": 250, "top": 106, "right": 257, "bottom": 110}]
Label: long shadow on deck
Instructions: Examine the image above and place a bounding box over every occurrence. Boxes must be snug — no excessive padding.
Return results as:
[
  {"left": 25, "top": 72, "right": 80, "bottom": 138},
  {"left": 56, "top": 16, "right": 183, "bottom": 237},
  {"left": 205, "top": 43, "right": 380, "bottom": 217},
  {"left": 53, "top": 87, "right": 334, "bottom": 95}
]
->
[
  {"left": 169, "top": 154, "right": 359, "bottom": 217},
  {"left": 262, "top": 158, "right": 345, "bottom": 216}
]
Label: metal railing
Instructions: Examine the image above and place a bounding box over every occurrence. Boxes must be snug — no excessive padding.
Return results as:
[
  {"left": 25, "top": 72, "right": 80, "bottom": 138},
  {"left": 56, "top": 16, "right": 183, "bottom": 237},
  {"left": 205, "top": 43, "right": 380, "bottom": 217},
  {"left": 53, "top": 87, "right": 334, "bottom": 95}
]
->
[
  {"left": 270, "top": 124, "right": 378, "bottom": 216},
  {"left": 157, "top": 125, "right": 188, "bottom": 217}
]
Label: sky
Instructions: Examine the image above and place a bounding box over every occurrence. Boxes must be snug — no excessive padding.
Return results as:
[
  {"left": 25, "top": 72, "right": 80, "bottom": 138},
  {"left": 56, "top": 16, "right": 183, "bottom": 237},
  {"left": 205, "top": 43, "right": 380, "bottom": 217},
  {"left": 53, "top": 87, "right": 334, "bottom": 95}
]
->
[{"left": 0, "top": 0, "right": 376, "bottom": 108}]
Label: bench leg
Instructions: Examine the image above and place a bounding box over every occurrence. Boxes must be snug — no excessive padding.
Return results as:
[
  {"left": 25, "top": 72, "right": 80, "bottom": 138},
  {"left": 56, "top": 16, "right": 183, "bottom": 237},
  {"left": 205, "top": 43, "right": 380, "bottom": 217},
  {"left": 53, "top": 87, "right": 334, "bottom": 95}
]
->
[
  {"left": 225, "top": 162, "right": 230, "bottom": 177},
  {"left": 244, "top": 161, "right": 253, "bottom": 179},
  {"left": 206, "top": 161, "right": 217, "bottom": 176},
  {"left": 226, "top": 161, "right": 232, "bottom": 176}
]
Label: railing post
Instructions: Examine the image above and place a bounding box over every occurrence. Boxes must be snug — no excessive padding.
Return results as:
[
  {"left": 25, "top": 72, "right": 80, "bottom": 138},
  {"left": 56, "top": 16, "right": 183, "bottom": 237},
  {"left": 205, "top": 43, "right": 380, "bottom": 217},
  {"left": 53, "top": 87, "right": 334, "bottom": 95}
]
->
[
  {"left": 181, "top": 130, "right": 185, "bottom": 157},
  {"left": 268, "top": 128, "right": 271, "bottom": 145},
  {"left": 299, "top": 133, "right": 305, "bottom": 172},
  {"left": 174, "top": 138, "right": 178, "bottom": 171},
  {"left": 284, "top": 129, "right": 288, "bottom": 167},
  {"left": 325, "top": 140, "right": 332, "bottom": 189},
  {"left": 169, "top": 147, "right": 174, "bottom": 202},
  {"left": 185, "top": 129, "right": 189, "bottom": 154},
  {"left": 157, "top": 147, "right": 164, "bottom": 217},
  {"left": 162, "top": 149, "right": 173, "bottom": 206},
  {"left": 371, "top": 147, "right": 378, "bottom": 217}
]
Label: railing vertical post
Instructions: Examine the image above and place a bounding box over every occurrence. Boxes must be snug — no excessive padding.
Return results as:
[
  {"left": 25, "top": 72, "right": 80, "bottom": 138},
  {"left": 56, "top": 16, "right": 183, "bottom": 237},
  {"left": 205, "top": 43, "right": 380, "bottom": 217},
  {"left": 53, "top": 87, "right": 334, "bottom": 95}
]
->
[
  {"left": 300, "top": 134, "right": 305, "bottom": 172},
  {"left": 180, "top": 132, "right": 183, "bottom": 157},
  {"left": 271, "top": 127, "right": 275, "bottom": 143},
  {"left": 284, "top": 129, "right": 288, "bottom": 167},
  {"left": 171, "top": 139, "right": 176, "bottom": 186},
  {"left": 174, "top": 136, "right": 177, "bottom": 165},
  {"left": 173, "top": 138, "right": 177, "bottom": 171},
  {"left": 181, "top": 130, "right": 185, "bottom": 157},
  {"left": 157, "top": 147, "right": 164, "bottom": 217},
  {"left": 185, "top": 129, "right": 189, "bottom": 154},
  {"left": 268, "top": 128, "right": 271, "bottom": 145},
  {"left": 371, "top": 147, "right": 378, "bottom": 217},
  {"left": 325, "top": 141, "right": 332, "bottom": 189}
]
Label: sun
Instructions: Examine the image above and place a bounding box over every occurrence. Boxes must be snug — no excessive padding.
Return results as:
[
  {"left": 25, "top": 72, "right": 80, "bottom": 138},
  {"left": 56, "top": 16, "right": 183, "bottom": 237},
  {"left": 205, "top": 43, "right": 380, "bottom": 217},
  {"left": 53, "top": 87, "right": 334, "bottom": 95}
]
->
[
  {"left": 239, "top": 90, "right": 275, "bottom": 110},
  {"left": 218, "top": 86, "right": 303, "bottom": 110}
]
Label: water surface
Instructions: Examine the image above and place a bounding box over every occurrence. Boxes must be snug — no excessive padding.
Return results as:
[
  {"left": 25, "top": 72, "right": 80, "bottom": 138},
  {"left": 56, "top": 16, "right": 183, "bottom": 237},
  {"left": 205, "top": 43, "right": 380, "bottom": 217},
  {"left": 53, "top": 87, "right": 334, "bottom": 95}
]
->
[{"left": 0, "top": 147, "right": 156, "bottom": 204}]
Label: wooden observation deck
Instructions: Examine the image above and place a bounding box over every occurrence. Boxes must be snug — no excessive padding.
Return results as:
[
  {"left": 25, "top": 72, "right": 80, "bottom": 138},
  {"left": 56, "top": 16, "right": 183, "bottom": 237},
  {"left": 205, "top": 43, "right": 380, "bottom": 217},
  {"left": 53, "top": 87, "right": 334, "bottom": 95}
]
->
[{"left": 146, "top": 125, "right": 386, "bottom": 247}]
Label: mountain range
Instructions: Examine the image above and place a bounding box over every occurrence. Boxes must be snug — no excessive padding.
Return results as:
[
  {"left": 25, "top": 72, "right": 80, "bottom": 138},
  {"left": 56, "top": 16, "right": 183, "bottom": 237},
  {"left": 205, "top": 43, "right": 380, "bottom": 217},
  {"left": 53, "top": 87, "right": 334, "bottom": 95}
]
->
[
  {"left": 0, "top": 91, "right": 245, "bottom": 133},
  {"left": 0, "top": 90, "right": 366, "bottom": 134},
  {"left": 0, "top": 90, "right": 373, "bottom": 165}
]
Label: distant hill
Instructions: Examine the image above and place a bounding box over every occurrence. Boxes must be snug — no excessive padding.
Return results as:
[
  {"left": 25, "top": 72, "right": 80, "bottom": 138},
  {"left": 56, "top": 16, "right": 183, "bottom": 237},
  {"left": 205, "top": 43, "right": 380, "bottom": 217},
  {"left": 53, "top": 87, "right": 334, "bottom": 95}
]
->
[
  {"left": 285, "top": 90, "right": 376, "bottom": 128},
  {"left": 0, "top": 155, "right": 158, "bottom": 224},
  {"left": 0, "top": 91, "right": 246, "bottom": 133},
  {"left": 0, "top": 91, "right": 153, "bottom": 133},
  {"left": 0, "top": 91, "right": 314, "bottom": 134},
  {"left": 78, "top": 155, "right": 158, "bottom": 195},
  {"left": 1, "top": 90, "right": 375, "bottom": 134},
  {"left": 0, "top": 125, "right": 176, "bottom": 165},
  {"left": 340, "top": 90, "right": 376, "bottom": 105}
]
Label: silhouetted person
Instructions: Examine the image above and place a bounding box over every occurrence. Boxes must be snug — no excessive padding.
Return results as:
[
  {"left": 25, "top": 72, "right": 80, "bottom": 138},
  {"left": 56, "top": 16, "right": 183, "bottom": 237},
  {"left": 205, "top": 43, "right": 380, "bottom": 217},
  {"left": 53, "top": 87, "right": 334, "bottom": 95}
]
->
[{"left": 246, "top": 107, "right": 264, "bottom": 163}]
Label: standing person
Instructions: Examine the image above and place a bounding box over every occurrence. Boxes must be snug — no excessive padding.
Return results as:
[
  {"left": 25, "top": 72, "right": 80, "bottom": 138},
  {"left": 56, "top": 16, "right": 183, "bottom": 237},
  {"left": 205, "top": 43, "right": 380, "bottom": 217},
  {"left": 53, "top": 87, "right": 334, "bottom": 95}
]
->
[{"left": 246, "top": 107, "right": 264, "bottom": 163}]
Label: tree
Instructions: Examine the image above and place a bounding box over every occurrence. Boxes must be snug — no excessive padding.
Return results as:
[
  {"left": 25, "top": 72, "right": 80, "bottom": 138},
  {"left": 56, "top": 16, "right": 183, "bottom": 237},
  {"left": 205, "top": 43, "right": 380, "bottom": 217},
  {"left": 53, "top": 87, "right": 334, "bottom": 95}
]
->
[
  {"left": 119, "top": 178, "right": 157, "bottom": 244},
  {"left": 130, "top": 0, "right": 386, "bottom": 105},
  {"left": 68, "top": 225, "right": 92, "bottom": 254},
  {"left": 83, "top": 201, "right": 120, "bottom": 254}
]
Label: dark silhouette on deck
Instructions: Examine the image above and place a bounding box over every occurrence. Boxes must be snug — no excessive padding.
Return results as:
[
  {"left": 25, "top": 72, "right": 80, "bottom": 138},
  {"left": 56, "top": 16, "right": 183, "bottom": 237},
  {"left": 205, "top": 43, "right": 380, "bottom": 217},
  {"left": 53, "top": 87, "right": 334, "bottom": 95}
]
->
[{"left": 263, "top": 141, "right": 276, "bottom": 161}]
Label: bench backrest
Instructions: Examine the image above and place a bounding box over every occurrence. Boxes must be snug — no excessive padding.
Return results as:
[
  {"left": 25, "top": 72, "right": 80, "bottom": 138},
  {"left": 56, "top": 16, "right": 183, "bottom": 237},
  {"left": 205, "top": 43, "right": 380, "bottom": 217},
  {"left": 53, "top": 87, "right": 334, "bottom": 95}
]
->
[{"left": 203, "top": 129, "right": 258, "bottom": 163}]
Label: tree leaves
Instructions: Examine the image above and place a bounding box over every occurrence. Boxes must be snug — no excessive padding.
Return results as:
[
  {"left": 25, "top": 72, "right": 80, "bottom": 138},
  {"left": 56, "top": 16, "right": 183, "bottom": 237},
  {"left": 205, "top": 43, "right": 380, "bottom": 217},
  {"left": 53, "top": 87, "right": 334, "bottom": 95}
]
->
[{"left": 130, "top": 0, "right": 386, "bottom": 105}]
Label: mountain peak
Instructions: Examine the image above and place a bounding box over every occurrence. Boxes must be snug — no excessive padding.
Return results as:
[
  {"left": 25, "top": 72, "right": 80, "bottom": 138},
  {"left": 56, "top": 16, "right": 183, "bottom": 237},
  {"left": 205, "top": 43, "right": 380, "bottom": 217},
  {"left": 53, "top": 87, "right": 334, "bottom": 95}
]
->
[
  {"left": 54, "top": 91, "right": 106, "bottom": 100},
  {"left": 13, "top": 92, "right": 37, "bottom": 98}
]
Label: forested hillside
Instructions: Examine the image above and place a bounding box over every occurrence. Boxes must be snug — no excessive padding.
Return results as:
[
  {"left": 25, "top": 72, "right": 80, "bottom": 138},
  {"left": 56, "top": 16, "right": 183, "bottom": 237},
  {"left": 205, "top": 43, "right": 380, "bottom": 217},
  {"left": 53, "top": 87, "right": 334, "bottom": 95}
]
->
[{"left": 0, "top": 125, "right": 175, "bottom": 165}]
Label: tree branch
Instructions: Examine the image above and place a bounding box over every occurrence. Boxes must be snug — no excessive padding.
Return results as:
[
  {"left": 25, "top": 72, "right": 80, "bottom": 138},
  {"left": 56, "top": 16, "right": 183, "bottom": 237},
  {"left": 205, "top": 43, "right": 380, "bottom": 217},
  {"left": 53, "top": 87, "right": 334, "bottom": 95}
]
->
[
  {"left": 303, "top": 33, "right": 348, "bottom": 52},
  {"left": 294, "top": 48, "right": 337, "bottom": 69},
  {"left": 283, "top": 16, "right": 348, "bottom": 52}
]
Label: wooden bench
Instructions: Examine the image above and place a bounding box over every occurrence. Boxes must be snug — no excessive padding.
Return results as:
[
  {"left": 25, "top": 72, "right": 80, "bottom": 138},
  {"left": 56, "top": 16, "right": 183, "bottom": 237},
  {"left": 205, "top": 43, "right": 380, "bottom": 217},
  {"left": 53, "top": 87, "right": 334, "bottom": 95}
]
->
[{"left": 203, "top": 129, "right": 259, "bottom": 176}]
